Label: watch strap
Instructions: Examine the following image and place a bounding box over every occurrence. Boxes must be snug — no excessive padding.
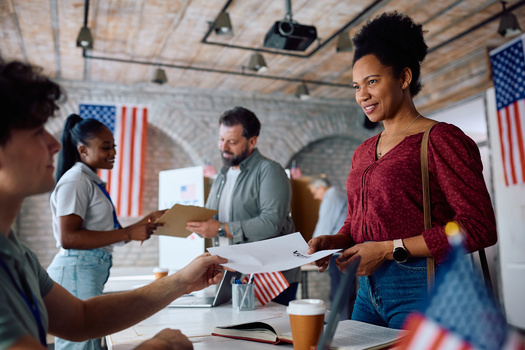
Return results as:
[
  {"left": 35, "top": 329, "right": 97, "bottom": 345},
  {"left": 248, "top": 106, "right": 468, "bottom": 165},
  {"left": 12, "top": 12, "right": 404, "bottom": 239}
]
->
[{"left": 393, "top": 239, "right": 404, "bottom": 250}]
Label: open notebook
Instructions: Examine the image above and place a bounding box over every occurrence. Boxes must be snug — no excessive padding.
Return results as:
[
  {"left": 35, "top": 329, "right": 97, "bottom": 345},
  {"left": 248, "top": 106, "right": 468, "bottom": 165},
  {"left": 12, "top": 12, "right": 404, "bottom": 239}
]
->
[{"left": 168, "top": 270, "right": 242, "bottom": 308}]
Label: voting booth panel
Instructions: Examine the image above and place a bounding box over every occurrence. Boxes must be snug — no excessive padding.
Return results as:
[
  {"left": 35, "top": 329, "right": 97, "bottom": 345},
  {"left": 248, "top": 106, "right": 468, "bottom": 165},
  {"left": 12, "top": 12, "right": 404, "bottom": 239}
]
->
[
  {"left": 486, "top": 88, "right": 525, "bottom": 330},
  {"left": 158, "top": 166, "right": 214, "bottom": 270}
]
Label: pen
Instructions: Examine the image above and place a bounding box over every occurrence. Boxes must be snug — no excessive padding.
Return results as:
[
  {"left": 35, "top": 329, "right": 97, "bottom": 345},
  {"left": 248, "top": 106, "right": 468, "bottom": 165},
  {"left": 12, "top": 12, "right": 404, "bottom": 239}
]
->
[{"left": 240, "top": 273, "right": 254, "bottom": 309}]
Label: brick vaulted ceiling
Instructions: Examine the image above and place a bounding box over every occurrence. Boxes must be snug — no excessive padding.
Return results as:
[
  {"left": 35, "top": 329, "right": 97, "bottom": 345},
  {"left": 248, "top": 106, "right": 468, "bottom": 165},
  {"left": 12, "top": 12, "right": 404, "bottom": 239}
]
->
[{"left": 1, "top": 0, "right": 524, "bottom": 114}]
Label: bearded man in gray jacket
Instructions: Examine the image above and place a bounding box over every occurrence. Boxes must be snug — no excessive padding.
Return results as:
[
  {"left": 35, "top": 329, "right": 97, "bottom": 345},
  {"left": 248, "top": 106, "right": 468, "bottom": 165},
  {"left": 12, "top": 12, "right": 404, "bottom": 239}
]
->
[{"left": 186, "top": 106, "right": 300, "bottom": 305}]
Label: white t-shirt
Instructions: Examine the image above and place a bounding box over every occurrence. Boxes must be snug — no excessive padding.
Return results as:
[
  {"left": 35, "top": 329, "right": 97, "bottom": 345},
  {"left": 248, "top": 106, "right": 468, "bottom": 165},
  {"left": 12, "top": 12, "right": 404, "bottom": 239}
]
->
[
  {"left": 217, "top": 167, "right": 241, "bottom": 246},
  {"left": 50, "top": 162, "right": 119, "bottom": 252}
]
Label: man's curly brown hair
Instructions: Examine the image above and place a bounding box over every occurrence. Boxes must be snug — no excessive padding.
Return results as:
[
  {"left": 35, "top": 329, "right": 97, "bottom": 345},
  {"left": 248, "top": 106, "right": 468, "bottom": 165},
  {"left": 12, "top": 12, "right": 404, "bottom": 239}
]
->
[{"left": 0, "top": 59, "right": 63, "bottom": 145}]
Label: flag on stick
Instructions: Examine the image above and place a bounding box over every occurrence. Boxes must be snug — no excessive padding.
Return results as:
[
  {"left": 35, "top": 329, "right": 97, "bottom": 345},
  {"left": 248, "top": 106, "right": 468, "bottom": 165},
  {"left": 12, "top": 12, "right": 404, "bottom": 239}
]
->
[
  {"left": 489, "top": 33, "right": 525, "bottom": 186},
  {"left": 251, "top": 272, "right": 289, "bottom": 305},
  {"left": 400, "top": 230, "right": 511, "bottom": 350},
  {"left": 79, "top": 103, "right": 148, "bottom": 217}
]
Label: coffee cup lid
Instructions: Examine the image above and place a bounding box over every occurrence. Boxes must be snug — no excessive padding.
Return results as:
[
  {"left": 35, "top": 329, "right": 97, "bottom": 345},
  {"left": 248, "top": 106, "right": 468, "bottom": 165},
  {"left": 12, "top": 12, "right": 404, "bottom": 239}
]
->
[
  {"left": 153, "top": 267, "right": 169, "bottom": 273},
  {"left": 286, "top": 299, "right": 326, "bottom": 315}
]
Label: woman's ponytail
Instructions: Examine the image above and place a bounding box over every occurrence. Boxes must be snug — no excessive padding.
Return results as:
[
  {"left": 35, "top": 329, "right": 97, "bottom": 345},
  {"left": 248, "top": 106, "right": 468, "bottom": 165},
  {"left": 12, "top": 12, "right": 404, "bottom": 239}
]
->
[{"left": 55, "top": 114, "right": 106, "bottom": 182}]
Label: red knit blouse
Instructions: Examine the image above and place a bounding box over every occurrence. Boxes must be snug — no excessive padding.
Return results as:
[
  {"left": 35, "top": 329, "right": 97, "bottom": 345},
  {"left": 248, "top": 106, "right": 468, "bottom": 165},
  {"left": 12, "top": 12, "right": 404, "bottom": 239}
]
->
[{"left": 339, "top": 122, "right": 497, "bottom": 263}]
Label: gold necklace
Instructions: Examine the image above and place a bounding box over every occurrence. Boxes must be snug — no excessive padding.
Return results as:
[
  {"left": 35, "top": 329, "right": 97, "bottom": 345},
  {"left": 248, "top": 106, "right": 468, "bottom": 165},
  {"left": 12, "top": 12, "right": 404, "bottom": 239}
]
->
[{"left": 377, "top": 114, "right": 421, "bottom": 158}]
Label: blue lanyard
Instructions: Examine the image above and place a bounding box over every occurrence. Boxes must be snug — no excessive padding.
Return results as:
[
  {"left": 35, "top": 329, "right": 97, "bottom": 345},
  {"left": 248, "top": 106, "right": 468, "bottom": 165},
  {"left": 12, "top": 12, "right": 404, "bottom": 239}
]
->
[
  {"left": 95, "top": 182, "right": 120, "bottom": 229},
  {"left": 0, "top": 259, "right": 47, "bottom": 347}
]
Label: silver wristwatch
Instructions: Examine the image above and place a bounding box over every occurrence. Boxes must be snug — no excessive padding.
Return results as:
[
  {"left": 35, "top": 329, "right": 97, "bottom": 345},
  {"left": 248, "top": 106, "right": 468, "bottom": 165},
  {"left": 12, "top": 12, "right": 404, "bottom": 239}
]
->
[
  {"left": 217, "top": 222, "right": 227, "bottom": 237},
  {"left": 393, "top": 239, "right": 408, "bottom": 263}
]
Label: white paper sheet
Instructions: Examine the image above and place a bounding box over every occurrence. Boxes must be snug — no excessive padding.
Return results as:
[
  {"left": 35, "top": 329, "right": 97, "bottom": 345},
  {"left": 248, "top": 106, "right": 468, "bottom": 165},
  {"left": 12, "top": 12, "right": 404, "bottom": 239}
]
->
[{"left": 207, "top": 232, "right": 341, "bottom": 274}]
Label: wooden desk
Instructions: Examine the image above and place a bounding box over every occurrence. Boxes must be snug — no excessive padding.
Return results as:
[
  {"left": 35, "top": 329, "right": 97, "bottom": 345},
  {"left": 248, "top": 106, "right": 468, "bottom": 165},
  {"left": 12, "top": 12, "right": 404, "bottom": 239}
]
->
[{"left": 106, "top": 302, "right": 293, "bottom": 350}]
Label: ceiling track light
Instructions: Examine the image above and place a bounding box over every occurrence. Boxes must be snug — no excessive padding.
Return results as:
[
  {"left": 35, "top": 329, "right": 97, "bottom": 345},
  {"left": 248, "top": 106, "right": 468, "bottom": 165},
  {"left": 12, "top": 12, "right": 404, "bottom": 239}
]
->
[
  {"left": 296, "top": 83, "right": 311, "bottom": 100},
  {"left": 247, "top": 53, "right": 268, "bottom": 72},
  {"left": 336, "top": 32, "right": 352, "bottom": 52},
  {"left": 152, "top": 67, "right": 168, "bottom": 84},
  {"left": 76, "top": 26, "right": 93, "bottom": 49},
  {"left": 214, "top": 11, "right": 233, "bottom": 35},
  {"left": 498, "top": 1, "right": 522, "bottom": 37}
]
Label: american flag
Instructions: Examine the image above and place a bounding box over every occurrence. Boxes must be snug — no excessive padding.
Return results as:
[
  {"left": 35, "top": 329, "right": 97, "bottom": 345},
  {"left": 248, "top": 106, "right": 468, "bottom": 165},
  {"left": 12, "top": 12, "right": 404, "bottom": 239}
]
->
[
  {"left": 250, "top": 271, "right": 289, "bottom": 305},
  {"left": 489, "top": 33, "right": 525, "bottom": 186},
  {"left": 399, "top": 235, "right": 515, "bottom": 350},
  {"left": 180, "top": 184, "right": 196, "bottom": 200},
  {"left": 290, "top": 160, "right": 303, "bottom": 179},
  {"left": 203, "top": 160, "right": 217, "bottom": 178},
  {"left": 79, "top": 103, "right": 148, "bottom": 217}
]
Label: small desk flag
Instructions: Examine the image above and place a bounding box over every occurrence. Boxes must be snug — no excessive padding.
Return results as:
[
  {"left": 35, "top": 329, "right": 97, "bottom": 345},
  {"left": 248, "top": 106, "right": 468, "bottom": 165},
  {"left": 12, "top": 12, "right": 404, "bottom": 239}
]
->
[
  {"left": 399, "top": 235, "right": 518, "bottom": 350},
  {"left": 249, "top": 272, "right": 289, "bottom": 306}
]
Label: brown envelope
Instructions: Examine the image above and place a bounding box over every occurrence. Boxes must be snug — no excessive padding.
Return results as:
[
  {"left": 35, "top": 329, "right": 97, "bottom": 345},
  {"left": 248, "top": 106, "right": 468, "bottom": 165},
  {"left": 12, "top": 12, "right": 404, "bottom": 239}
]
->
[{"left": 154, "top": 204, "right": 218, "bottom": 238}]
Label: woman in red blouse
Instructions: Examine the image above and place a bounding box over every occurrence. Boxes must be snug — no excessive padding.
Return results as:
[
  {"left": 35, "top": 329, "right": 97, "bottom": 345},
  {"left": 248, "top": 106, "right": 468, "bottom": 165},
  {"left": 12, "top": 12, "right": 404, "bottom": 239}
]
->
[{"left": 307, "top": 12, "right": 497, "bottom": 329}]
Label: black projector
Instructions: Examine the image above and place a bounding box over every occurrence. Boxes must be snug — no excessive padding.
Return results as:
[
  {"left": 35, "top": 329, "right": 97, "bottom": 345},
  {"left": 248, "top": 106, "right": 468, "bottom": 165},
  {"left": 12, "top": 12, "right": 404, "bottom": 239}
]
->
[{"left": 263, "top": 21, "right": 317, "bottom": 51}]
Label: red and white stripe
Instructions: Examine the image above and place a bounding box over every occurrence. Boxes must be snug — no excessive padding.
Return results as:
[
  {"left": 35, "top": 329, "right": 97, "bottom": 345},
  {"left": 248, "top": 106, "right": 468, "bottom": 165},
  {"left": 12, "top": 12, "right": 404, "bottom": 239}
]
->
[
  {"left": 253, "top": 272, "right": 289, "bottom": 305},
  {"left": 502, "top": 331, "right": 525, "bottom": 350},
  {"left": 497, "top": 98, "right": 525, "bottom": 186},
  {"left": 399, "top": 314, "right": 474, "bottom": 350},
  {"left": 99, "top": 105, "right": 147, "bottom": 217}
]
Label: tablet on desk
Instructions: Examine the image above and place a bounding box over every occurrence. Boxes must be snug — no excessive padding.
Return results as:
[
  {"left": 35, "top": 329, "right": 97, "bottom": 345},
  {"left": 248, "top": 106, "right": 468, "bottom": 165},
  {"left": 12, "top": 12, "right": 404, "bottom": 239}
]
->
[
  {"left": 168, "top": 270, "right": 242, "bottom": 308},
  {"left": 317, "top": 256, "right": 360, "bottom": 350}
]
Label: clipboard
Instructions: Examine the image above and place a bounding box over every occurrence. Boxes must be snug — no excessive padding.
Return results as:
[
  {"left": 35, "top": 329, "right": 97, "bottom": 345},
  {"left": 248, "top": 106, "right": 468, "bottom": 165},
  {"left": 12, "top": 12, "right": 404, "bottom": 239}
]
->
[{"left": 154, "top": 204, "right": 217, "bottom": 238}]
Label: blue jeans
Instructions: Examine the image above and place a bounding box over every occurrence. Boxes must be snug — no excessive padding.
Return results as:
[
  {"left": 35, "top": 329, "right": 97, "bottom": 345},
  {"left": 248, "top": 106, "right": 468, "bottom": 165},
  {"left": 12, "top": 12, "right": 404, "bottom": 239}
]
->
[
  {"left": 351, "top": 258, "right": 427, "bottom": 329},
  {"left": 47, "top": 249, "right": 112, "bottom": 350}
]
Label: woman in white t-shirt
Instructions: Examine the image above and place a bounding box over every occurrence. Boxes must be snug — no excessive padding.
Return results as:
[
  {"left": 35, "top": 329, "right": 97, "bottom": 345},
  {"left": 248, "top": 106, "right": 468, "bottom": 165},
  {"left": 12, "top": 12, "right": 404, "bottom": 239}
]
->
[{"left": 47, "top": 114, "right": 164, "bottom": 350}]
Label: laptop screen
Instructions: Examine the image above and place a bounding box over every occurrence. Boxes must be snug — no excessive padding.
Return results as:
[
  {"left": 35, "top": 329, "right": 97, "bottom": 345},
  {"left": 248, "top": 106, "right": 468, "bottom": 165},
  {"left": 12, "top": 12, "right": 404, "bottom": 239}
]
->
[{"left": 212, "top": 270, "right": 243, "bottom": 306}]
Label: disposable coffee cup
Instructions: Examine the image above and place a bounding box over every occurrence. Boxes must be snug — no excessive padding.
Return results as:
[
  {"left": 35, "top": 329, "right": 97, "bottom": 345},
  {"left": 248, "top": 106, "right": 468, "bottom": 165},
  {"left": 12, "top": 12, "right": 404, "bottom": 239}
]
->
[
  {"left": 153, "top": 267, "right": 168, "bottom": 280},
  {"left": 286, "top": 299, "right": 326, "bottom": 350}
]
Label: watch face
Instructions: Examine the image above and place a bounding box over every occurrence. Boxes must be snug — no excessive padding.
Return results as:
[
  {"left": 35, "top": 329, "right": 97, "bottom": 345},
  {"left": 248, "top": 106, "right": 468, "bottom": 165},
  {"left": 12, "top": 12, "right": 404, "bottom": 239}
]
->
[
  {"left": 217, "top": 229, "right": 227, "bottom": 237},
  {"left": 393, "top": 247, "right": 408, "bottom": 263}
]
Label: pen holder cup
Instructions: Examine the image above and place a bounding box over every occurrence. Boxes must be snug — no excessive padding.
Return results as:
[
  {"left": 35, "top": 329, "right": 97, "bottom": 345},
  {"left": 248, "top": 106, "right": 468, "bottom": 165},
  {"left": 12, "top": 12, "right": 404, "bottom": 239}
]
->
[{"left": 232, "top": 283, "right": 255, "bottom": 311}]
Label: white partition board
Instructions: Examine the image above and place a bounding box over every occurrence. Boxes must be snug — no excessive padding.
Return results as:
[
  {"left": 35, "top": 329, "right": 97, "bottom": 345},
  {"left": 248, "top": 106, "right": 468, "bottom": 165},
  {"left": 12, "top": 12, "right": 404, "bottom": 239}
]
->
[{"left": 158, "top": 166, "right": 206, "bottom": 271}]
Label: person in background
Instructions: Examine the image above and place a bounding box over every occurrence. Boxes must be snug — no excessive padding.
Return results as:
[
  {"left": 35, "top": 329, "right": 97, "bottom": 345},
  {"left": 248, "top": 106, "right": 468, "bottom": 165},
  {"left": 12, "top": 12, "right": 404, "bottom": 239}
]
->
[
  {"left": 307, "top": 12, "right": 497, "bottom": 329},
  {"left": 308, "top": 176, "right": 355, "bottom": 320},
  {"left": 186, "top": 106, "right": 300, "bottom": 305},
  {"left": 47, "top": 114, "right": 166, "bottom": 349},
  {"left": 0, "top": 58, "right": 227, "bottom": 350}
]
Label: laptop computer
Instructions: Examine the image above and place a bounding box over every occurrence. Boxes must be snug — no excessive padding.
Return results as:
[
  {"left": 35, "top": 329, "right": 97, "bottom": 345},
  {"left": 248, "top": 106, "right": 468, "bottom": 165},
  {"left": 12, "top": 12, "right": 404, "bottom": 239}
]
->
[
  {"left": 316, "top": 256, "right": 361, "bottom": 350},
  {"left": 168, "top": 270, "right": 242, "bottom": 308}
]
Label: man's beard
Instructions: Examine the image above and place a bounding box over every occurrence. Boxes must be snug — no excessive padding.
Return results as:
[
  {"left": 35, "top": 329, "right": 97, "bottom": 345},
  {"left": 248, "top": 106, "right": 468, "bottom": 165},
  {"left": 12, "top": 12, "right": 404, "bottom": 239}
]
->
[{"left": 221, "top": 146, "right": 251, "bottom": 167}]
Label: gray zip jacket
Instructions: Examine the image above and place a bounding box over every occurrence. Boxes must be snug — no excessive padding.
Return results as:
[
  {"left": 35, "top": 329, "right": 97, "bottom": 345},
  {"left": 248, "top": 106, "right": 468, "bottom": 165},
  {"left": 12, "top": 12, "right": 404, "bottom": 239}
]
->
[{"left": 206, "top": 149, "right": 300, "bottom": 284}]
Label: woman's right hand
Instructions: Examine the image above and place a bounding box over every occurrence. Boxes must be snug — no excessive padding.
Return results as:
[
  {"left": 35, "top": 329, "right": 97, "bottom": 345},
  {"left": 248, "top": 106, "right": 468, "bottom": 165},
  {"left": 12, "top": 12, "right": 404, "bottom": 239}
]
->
[
  {"left": 125, "top": 220, "right": 163, "bottom": 242},
  {"left": 307, "top": 234, "right": 353, "bottom": 272}
]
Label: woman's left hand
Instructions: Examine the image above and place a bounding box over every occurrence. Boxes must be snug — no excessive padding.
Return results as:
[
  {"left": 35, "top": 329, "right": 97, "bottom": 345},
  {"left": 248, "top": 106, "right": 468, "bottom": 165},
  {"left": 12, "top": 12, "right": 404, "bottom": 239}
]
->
[
  {"left": 336, "top": 241, "right": 391, "bottom": 276},
  {"left": 147, "top": 210, "right": 167, "bottom": 223}
]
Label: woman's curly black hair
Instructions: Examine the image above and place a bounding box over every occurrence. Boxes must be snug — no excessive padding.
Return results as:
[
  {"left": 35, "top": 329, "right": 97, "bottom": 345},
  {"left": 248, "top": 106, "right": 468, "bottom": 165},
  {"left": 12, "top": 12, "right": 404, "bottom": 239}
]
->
[
  {"left": 0, "top": 58, "right": 63, "bottom": 145},
  {"left": 352, "top": 11, "right": 428, "bottom": 97}
]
